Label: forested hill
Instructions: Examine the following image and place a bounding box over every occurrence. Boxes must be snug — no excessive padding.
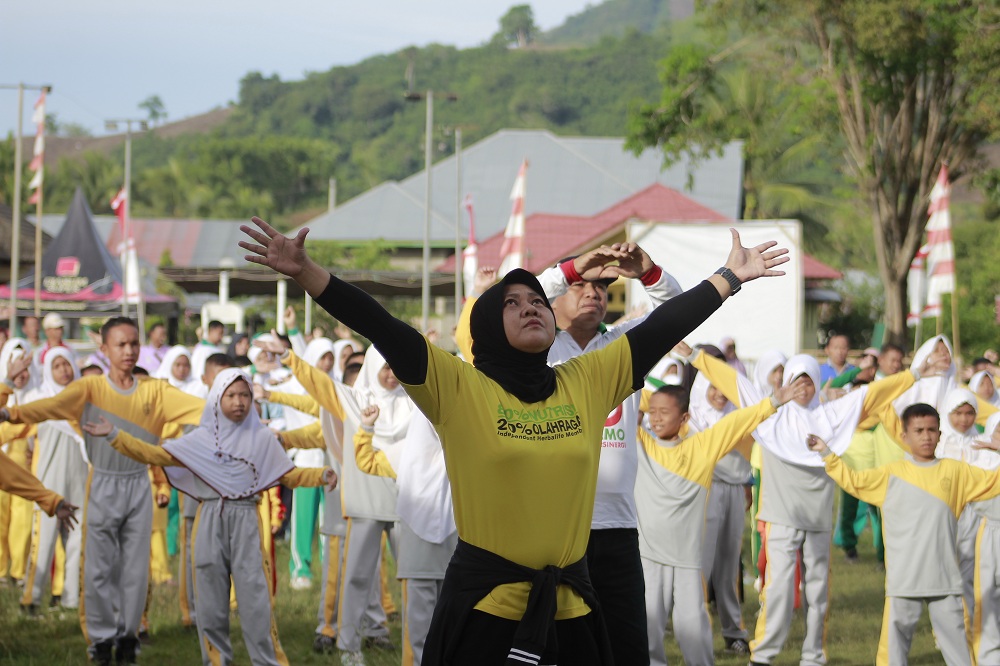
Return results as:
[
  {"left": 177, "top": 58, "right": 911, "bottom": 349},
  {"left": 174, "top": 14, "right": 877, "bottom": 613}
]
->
[
  {"left": 540, "top": 0, "right": 692, "bottom": 46},
  {"left": 22, "top": 3, "right": 692, "bottom": 226}
]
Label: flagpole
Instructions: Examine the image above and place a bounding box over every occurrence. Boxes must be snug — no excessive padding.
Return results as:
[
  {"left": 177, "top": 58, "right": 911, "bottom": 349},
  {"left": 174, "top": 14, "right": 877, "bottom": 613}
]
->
[
  {"left": 10, "top": 83, "right": 23, "bottom": 332},
  {"left": 33, "top": 178, "right": 43, "bottom": 317},
  {"left": 951, "top": 289, "right": 961, "bottom": 361}
]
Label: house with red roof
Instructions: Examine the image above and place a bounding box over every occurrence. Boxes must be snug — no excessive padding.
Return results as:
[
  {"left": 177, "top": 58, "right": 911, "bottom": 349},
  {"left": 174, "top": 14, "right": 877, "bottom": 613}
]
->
[{"left": 439, "top": 182, "right": 842, "bottom": 349}]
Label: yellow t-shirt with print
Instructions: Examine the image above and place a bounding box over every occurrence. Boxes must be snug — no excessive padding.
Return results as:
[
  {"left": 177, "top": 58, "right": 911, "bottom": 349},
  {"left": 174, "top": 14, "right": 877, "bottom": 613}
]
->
[{"left": 403, "top": 335, "right": 635, "bottom": 621}]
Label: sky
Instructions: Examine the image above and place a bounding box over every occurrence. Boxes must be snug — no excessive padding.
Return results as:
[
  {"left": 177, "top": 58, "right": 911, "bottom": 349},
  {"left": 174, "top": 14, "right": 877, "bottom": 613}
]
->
[{"left": 1, "top": 0, "right": 592, "bottom": 137}]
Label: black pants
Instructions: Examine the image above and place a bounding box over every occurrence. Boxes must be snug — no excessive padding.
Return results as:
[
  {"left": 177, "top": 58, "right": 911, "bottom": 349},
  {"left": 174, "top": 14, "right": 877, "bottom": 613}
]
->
[
  {"left": 587, "top": 527, "right": 649, "bottom": 666},
  {"left": 452, "top": 610, "right": 603, "bottom": 665}
]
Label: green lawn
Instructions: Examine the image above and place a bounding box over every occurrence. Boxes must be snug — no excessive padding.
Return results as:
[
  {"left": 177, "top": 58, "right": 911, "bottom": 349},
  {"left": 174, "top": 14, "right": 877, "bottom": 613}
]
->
[{"left": 0, "top": 525, "right": 947, "bottom": 664}]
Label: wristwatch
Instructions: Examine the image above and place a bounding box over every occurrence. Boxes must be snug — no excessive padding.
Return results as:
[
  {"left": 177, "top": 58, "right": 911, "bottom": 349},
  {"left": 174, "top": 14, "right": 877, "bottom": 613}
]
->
[{"left": 714, "top": 267, "right": 741, "bottom": 295}]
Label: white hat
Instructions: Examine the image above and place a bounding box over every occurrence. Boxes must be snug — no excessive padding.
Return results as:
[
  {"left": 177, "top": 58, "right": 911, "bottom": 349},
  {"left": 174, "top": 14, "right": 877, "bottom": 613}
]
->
[{"left": 41, "top": 312, "right": 65, "bottom": 329}]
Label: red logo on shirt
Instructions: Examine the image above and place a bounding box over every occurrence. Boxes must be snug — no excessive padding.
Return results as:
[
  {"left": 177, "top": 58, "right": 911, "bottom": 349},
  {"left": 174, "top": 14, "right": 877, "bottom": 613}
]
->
[{"left": 604, "top": 405, "right": 623, "bottom": 427}]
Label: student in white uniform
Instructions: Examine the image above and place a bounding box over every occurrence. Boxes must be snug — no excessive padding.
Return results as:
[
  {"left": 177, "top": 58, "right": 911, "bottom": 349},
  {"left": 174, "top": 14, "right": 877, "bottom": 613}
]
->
[
  {"left": 83, "top": 369, "right": 336, "bottom": 666},
  {"left": 20, "top": 347, "right": 87, "bottom": 613},
  {"left": 355, "top": 405, "right": 458, "bottom": 666}
]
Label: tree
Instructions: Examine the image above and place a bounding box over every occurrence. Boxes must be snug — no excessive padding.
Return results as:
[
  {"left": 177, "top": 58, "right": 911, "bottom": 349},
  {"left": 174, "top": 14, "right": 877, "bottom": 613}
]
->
[
  {"left": 498, "top": 5, "right": 538, "bottom": 48},
  {"left": 138, "top": 95, "right": 167, "bottom": 125},
  {"left": 629, "top": 2, "right": 1000, "bottom": 346}
]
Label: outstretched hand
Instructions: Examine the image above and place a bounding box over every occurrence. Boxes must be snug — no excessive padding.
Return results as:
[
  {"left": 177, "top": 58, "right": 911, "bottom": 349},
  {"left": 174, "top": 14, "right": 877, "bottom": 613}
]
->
[
  {"left": 55, "top": 500, "right": 79, "bottom": 532},
  {"left": 240, "top": 217, "right": 311, "bottom": 279},
  {"left": 81, "top": 416, "right": 114, "bottom": 438},
  {"left": 724, "top": 228, "right": 789, "bottom": 284},
  {"left": 775, "top": 376, "right": 811, "bottom": 406},
  {"left": 253, "top": 330, "right": 287, "bottom": 356}
]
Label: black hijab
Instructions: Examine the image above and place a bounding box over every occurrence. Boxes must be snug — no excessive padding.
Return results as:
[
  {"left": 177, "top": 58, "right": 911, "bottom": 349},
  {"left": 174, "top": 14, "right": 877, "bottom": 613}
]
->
[{"left": 470, "top": 269, "right": 557, "bottom": 403}]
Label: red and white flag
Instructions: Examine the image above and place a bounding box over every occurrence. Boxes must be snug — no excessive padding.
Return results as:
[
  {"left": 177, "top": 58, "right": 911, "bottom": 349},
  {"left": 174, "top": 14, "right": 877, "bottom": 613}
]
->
[
  {"left": 27, "top": 91, "right": 46, "bottom": 205},
  {"left": 461, "top": 193, "right": 478, "bottom": 298},
  {"left": 923, "top": 165, "right": 955, "bottom": 318},
  {"left": 498, "top": 159, "right": 528, "bottom": 277},
  {"left": 111, "top": 188, "right": 141, "bottom": 304}
]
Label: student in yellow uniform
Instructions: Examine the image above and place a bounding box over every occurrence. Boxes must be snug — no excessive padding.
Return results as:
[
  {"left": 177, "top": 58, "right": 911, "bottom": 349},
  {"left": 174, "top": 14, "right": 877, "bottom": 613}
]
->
[
  {"left": 83, "top": 368, "right": 335, "bottom": 666},
  {"left": 0, "top": 338, "right": 37, "bottom": 586},
  {"left": 0, "top": 317, "right": 205, "bottom": 666},
  {"left": 970, "top": 412, "right": 1000, "bottom": 663},
  {"left": 637, "top": 379, "right": 806, "bottom": 666},
  {"left": 685, "top": 346, "right": 948, "bottom": 666},
  {"left": 808, "top": 403, "right": 1000, "bottom": 666},
  {"left": 240, "top": 215, "right": 788, "bottom": 665}
]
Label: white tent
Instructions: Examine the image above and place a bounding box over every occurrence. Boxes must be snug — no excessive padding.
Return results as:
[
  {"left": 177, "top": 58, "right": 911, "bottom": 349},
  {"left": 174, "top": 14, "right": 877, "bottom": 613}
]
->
[{"left": 626, "top": 220, "right": 803, "bottom": 361}]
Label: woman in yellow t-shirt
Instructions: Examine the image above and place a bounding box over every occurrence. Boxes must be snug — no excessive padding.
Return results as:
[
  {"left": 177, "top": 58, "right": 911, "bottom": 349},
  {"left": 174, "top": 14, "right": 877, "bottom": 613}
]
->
[{"left": 240, "top": 217, "right": 788, "bottom": 665}]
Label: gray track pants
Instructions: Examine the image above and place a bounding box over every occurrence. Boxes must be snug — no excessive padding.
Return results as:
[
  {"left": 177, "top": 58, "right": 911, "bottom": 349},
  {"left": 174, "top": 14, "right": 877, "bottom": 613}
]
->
[
  {"left": 750, "top": 523, "right": 830, "bottom": 666},
  {"left": 192, "top": 498, "right": 287, "bottom": 666},
  {"left": 81, "top": 468, "right": 152, "bottom": 650},
  {"left": 878, "top": 595, "right": 971, "bottom": 666},
  {"left": 703, "top": 480, "right": 748, "bottom": 640},
  {"left": 642, "top": 557, "right": 713, "bottom": 666},
  {"left": 336, "top": 518, "right": 398, "bottom": 652}
]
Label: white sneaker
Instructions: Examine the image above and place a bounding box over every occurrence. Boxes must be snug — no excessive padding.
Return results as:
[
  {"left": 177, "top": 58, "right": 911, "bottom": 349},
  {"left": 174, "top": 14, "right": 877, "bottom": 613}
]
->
[
  {"left": 340, "top": 651, "right": 366, "bottom": 666},
  {"left": 290, "top": 576, "right": 313, "bottom": 590}
]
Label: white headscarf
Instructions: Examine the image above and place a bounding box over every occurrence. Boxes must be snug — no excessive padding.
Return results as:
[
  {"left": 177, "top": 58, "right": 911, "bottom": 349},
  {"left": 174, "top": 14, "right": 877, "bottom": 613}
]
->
[
  {"left": 752, "top": 350, "right": 787, "bottom": 398},
  {"left": 395, "top": 410, "right": 455, "bottom": 544},
  {"left": 893, "top": 335, "right": 956, "bottom": 414},
  {"left": 351, "top": 345, "right": 413, "bottom": 470},
  {"left": 937, "top": 387, "right": 979, "bottom": 461},
  {"left": 688, "top": 372, "right": 734, "bottom": 431},
  {"left": 304, "top": 337, "right": 338, "bottom": 372},
  {"left": 163, "top": 369, "right": 295, "bottom": 500},
  {"left": 25, "top": 346, "right": 83, "bottom": 448},
  {"left": 970, "top": 371, "right": 1000, "bottom": 408},
  {"left": 752, "top": 354, "right": 867, "bottom": 467},
  {"left": 1, "top": 337, "right": 37, "bottom": 403},
  {"left": 153, "top": 345, "right": 195, "bottom": 391},
  {"left": 331, "top": 339, "right": 362, "bottom": 383}
]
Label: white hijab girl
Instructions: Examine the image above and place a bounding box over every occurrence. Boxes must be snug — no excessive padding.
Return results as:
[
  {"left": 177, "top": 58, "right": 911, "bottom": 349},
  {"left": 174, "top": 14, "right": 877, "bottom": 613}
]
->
[
  {"left": 752, "top": 354, "right": 869, "bottom": 467},
  {"left": 893, "top": 335, "right": 955, "bottom": 414},
  {"left": 154, "top": 345, "right": 197, "bottom": 394},
  {"left": 970, "top": 371, "right": 1000, "bottom": 409},
  {"left": 1, "top": 337, "right": 37, "bottom": 403},
  {"left": 937, "top": 388, "right": 980, "bottom": 462},
  {"left": 163, "top": 369, "right": 295, "bottom": 500},
  {"left": 349, "top": 345, "right": 413, "bottom": 470}
]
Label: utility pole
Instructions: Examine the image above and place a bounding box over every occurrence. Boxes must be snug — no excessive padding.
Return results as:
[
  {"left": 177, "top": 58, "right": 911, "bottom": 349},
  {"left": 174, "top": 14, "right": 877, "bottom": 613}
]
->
[
  {"left": 404, "top": 90, "right": 457, "bottom": 333},
  {"left": 105, "top": 117, "right": 148, "bottom": 335},
  {"left": 1, "top": 83, "right": 52, "bottom": 333}
]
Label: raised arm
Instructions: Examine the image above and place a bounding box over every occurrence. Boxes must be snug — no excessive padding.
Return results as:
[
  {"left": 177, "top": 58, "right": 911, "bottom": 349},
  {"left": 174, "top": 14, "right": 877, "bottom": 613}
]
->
[
  {"left": 82, "top": 417, "right": 178, "bottom": 467},
  {"left": 625, "top": 229, "right": 788, "bottom": 388},
  {"left": 240, "top": 217, "right": 427, "bottom": 385},
  {"left": 276, "top": 421, "right": 325, "bottom": 450},
  {"left": 353, "top": 406, "right": 395, "bottom": 478},
  {"left": 808, "top": 435, "right": 889, "bottom": 506},
  {"left": 3, "top": 380, "right": 88, "bottom": 425},
  {"left": 159, "top": 382, "right": 206, "bottom": 428},
  {"left": 0, "top": 448, "right": 65, "bottom": 516},
  {"left": 281, "top": 467, "right": 337, "bottom": 491},
  {"left": 266, "top": 390, "right": 321, "bottom": 418}
]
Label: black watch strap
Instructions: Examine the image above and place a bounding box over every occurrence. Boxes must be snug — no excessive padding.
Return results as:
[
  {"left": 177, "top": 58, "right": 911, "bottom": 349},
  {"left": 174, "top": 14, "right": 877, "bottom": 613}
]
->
[{"left": 715, "top": 267, "right": 741, "bottom": 294}]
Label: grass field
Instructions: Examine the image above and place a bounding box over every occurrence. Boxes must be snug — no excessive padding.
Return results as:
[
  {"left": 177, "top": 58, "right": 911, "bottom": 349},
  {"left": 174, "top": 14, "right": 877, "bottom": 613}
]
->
[{"left": 0, "top": 524, "right": 948, "bottom": 665}]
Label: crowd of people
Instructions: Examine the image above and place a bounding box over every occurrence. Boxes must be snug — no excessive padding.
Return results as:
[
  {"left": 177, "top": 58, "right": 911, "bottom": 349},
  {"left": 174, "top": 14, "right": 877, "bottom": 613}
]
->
[{"left": 0, "top": 219, "right": 998, "bottom": 666}]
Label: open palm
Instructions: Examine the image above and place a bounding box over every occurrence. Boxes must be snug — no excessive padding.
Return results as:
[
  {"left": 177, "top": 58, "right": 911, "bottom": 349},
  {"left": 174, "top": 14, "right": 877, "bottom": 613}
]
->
[{"left": 239, "top": 217, "right": 310, "bottom": 279}]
